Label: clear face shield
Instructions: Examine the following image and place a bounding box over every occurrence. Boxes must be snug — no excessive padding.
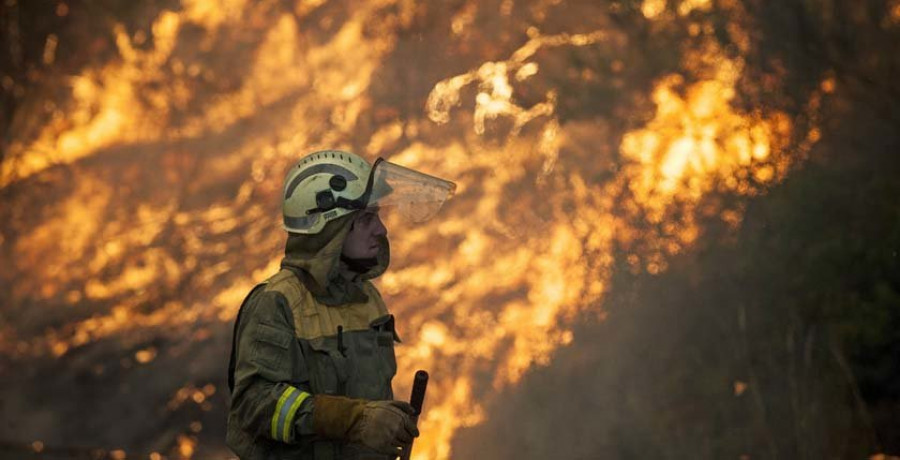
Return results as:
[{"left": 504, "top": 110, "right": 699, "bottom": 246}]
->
[
  {"left": 362, "top": 158, "right": 456, "bottom": 222},
  {"left": 306, "top": 157, "right": 455, "bottom": 224}
]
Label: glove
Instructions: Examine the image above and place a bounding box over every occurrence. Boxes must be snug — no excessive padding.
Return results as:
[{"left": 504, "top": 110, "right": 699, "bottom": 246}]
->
[
  {"left": 349, "top": 399, "right": 419, "bottom": 455},
  {"left": 312, "top": 395, "right": 419, "bottom": 455}
]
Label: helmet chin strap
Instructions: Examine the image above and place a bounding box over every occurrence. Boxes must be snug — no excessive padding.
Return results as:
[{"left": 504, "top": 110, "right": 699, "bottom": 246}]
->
[{"left": 340, "top": 254, "right": 378, "bottom": 274}]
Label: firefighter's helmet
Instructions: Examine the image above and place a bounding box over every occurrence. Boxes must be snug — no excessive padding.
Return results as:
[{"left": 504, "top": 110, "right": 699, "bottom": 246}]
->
[{"left": 282, "top": 150, "right": 457, "bottom": 234}]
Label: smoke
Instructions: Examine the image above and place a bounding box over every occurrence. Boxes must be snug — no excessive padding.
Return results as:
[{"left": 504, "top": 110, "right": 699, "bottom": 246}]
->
[{"left": 5, "top": 0, "right": 894, "bottom": 458}]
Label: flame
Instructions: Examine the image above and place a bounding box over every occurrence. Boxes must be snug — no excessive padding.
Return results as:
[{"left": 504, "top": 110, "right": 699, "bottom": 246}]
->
[
  {"left": 641, "top": 0, "right": 711, "bottom": 19},
  {"left": 0, "top": 11, "right": 181, "bottom": 187},
  {"left": 394, "top": 10, "right": 814, "bottom": 460},
  {"left": 619, "top": 45, "right": 794, "bottom": 238},
  {"left": 177, "top": 434, "right": 196, "bottom": 458},
  {"left": 427, "top": 27, "right": 606, "bottom": 136},
  {"left": 168, "top": 383, "right": 217, "bottom": 411},
  {"left": 0, "top": 0, "right": 828, "bottom": 458},
  {"left": 890, "top": 0, "right": 900, "bottom": 25}
]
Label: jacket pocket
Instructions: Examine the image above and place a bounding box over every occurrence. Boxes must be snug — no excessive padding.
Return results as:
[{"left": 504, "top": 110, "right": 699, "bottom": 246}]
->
[{"left": 250, "top": 322, "right": 293, "bottom": 376}]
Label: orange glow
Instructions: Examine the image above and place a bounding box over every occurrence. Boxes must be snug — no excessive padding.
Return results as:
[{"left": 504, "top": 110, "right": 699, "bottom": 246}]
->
[
  {"left": 135, "top": 347, "right": 158, "bottom": 363},
  {"left": 0, "top": 1, "right": 829, "bottom": 458},
  {"left": 641, "top": 0, "right": 712, "bottom": 19},
  {"left": 0, "top": 11, "right": 183, "bottom": 187},
  {"left": 405, "top": 14, "right": 818, "bottom": 459},
  {"left": 677, "top": 0, "right": 712, "bottom": 16},
  {"left": 890, "top": 1, "right": 900, "bottom": 25},
  {"left": 427, "top": 29, "right": 606, "bottom": 135},
  {"left": 619, "top": 47, "right": 793, "bottom": 228},
  {"left": 641, "top": 0, "right": 667, "bottom": 19},
  {"left": 177, "top": 435, "right": 196, "bottom": 458},
  {"left": 167, "top": 384, "right": 217, "bottom": 411}
]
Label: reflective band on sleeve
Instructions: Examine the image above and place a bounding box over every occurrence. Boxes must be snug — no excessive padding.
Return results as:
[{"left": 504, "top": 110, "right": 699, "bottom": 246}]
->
[
  {"left": 271, "top": 387, "right": 297, "bottom": 440},
  {"left": 271, "top": 386, "right": 311, "bottom": 442},
  {"left": 282, "top": 390, "right": 311, "bottom": 441}
]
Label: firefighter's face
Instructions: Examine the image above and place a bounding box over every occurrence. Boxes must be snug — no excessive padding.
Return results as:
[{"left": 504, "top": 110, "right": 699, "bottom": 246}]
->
[{"left": 342, "top": 207, "right": 387, "bottom": 259}]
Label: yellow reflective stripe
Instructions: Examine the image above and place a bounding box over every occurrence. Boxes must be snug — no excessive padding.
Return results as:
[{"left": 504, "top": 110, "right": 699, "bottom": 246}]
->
[
  {"left": 282, "top": 390, "right": 311, "bottom": 441},
  {"left": 271, "top": 386, "right": 297, "bottom": 440}
]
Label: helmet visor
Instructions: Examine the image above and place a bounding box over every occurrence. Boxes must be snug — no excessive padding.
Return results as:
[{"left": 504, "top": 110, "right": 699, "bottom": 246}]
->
[{"left": 365, "top": 158, "right": 456, "bottom": 222}]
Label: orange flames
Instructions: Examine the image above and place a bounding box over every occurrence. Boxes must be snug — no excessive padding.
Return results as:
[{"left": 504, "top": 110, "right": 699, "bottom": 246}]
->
[
  {"left": 0, "top": 0, "right": 827, "bottom": 458},
  {"left": 389, "top": 9, "right": 815, "bottom": 456}
]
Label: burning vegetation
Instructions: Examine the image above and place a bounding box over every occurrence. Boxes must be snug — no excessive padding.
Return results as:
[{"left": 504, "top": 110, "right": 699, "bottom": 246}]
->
[{"left": 2, "top": 0, "right": 899, "bottom": 458}]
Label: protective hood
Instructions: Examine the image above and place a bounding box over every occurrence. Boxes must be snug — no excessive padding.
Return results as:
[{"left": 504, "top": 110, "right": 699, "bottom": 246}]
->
[{"left": 280, "top": 212, "right": 390, "bottom": 305}]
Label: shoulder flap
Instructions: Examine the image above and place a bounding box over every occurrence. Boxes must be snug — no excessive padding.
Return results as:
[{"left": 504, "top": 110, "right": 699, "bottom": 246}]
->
[{"left": 264, "top": 269, "right": 388, "bottom": 340}]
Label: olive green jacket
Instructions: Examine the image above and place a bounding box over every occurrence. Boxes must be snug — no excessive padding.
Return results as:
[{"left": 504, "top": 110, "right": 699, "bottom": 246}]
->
[{"left": 227, "top": 213, "right": 399, "bottom": 459}]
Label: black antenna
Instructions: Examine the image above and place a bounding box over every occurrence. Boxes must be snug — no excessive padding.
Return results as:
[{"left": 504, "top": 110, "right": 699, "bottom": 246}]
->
[{"left": 337, "top": 325, "right": 346, "bottom": 357}]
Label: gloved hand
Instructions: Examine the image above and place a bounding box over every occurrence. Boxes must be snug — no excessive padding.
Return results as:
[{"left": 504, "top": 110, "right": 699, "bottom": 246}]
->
[
  {"left": 349, "top": 400, "right": 419, "bottom": 454},
  {"left": 312, "top": 395, "right": 419, "bottom": 455}
]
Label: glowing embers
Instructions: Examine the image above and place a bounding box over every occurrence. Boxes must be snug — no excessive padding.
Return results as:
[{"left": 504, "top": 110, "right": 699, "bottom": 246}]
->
[
  {"left": 889, "top": 0, "right": 900, "bottom": 26},
  {"left": 375, "top": 127, "right": 615, "bottom": 459},
  {"left": 641, "top": 0, "right": 713, "bottom": 19},
  {"left": 409, "top": 20, "right": 817, "bottom": 460},
  {"left": 427, "top": 28, "right": 606, "bottom": 136},
  {"left": 0, "top": 1, "right": 829, "bottom": 459},
  {"left": 0, "top": 12, "right": 184, "bottom": 187},
  {"left": 619, "top": 54, "right": 792, "bottom": 226}
]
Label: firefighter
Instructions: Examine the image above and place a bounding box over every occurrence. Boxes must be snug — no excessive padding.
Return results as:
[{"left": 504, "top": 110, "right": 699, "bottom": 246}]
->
[{"left": 226, "top": 150, "right": 455, "bottom": 459}]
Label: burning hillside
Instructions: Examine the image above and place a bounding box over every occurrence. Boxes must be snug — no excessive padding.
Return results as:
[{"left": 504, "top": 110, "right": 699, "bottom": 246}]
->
[{"left": 0, "top": 0, "right": 839, "bottom": 458}]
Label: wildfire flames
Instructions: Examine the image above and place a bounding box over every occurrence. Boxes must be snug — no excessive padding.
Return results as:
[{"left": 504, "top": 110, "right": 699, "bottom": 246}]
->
[{"left": 0, "top": 0, "right": 827, "bottom": 458}]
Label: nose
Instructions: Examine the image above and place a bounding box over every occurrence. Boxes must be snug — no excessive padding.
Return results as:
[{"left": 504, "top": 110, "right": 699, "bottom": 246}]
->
[{"left": 372, "top": 213, "right": 387, "bottom": 237}]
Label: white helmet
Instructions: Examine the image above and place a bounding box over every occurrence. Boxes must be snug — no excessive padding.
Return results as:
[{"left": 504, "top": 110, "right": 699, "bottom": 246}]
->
[
  {"left": 283, "top": 149, "right": 458, "bottom": 234},
  {"left": 282, "top": 150, "right": 371, "bottom": 234}
]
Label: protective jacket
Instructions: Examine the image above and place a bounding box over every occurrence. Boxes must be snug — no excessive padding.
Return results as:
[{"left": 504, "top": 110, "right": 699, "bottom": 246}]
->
[{"left": 227, "top": 213, "right": 399, "bottom": 460}]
